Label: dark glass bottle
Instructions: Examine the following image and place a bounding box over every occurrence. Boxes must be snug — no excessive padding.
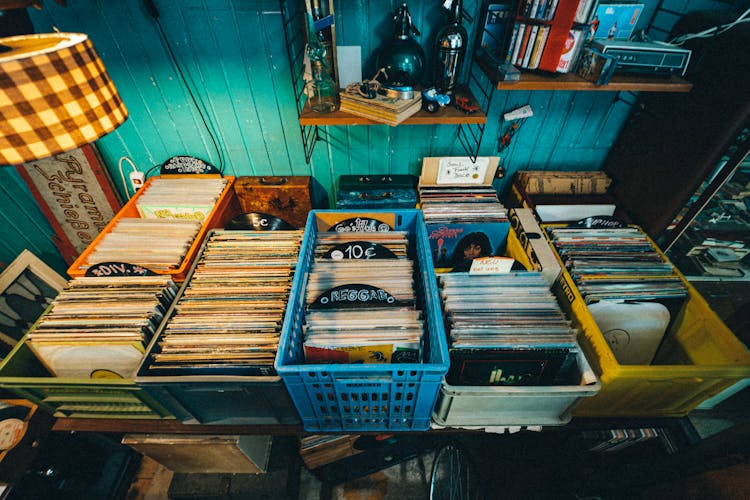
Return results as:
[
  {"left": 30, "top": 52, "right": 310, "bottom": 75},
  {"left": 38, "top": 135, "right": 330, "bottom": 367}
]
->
[
  {"left": 375, "top": 2, "right": 425, "bottom": 88},
  {"left": 434, "top": 0, "right": 467, "bottom": 94}
]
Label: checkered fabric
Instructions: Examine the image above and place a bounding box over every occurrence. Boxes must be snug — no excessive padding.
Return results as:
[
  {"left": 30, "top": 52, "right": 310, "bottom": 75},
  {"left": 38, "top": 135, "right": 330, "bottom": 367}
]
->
[{"left": 0, "top": 33, "right": 128, "bottom": 164}]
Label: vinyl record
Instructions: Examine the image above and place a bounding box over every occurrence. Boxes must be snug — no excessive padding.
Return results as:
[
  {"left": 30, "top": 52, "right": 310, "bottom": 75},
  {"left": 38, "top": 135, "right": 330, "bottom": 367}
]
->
[{"left": 225, "top": 212, "right": 296, "bottom": 231}]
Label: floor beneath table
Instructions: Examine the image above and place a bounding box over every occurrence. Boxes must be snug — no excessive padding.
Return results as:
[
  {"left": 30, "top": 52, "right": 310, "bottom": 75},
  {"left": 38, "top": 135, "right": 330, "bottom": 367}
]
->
[{"left": 124, "top": 423, "right": 750, "bottom": 500}]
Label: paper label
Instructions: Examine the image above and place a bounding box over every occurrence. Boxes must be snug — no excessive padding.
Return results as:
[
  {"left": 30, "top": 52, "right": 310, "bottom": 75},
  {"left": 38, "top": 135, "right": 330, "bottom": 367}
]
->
[
  {"left": 325, "top": 242, "right": 397, "bottom": 260},
  {"left": 469, "top": 256, "right": 515, "bottom": 274},
  {"left": 437, "top": 157, "right": 490, "bottom": 184}
]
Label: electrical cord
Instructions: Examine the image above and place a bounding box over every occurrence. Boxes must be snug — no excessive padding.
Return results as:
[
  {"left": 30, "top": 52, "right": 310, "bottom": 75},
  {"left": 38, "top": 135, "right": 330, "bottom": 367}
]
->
[
  {"left": 668, "top": 7, "right": 750, "bottom": 45},
  {"left": 142, "top": 0, "right": 225, "bottom": 173},
  {"left": 118, "top": 156, "right": 138, "bottom": 199}
]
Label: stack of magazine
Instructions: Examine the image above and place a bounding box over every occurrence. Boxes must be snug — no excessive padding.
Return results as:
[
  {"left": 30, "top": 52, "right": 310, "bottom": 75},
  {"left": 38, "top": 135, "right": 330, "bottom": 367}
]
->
[
  {"left": 439, "top": 271, "right": 580, "bottom": 386},
  {"left": 26, "top": 275, "right": 178, "bottom": 378},
  {"left": 145, "top": 229, "right": 303, "bottom": 375},
  {"left": 338, "top": 88, "right": 422, "bottom": 126},
  {"left": 302, "top": 231, "right": 423, "bottom": 364}
]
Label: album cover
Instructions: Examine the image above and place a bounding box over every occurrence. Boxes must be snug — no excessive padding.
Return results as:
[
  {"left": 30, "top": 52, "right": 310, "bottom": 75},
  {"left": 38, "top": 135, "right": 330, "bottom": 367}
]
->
[
  {"left": 426, "top": 222, "right": 510, "bottom": 271},
  {"left": 446, "top": 347, "right": 577, "bottom": 386},
  {"left": 314, "top": 212, "right": 397, "bottom": 233}
]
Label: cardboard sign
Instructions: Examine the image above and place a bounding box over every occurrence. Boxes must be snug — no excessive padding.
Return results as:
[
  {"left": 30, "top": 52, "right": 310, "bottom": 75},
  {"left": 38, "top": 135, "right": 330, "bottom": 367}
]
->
[{"left": 16, "top": 144, "right": 122, "bottom": 264}]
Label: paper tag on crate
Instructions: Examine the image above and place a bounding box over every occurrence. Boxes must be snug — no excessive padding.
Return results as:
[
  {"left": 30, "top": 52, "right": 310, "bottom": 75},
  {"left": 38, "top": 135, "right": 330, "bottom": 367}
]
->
[
  {"left": 469, "top": 256, "right": 515, "bottom": 275},
  {"left": 324, "top": 242, "right": 398, "bottom": 260}
]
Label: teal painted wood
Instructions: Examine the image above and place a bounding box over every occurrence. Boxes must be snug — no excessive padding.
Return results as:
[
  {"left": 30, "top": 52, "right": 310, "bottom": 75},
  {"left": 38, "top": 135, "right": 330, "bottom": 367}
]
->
[
  {"left": 22, "top": 0, "right": 638, "bottom": 200},
  {"left": 4, "top": 0, "right": 698, "bottom": 272}
]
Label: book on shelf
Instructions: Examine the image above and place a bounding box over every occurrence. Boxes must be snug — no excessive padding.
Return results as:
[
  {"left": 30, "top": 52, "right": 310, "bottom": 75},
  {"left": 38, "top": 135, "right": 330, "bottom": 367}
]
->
[
  {"left": 504, "top": 0, "right": 588, "bottom": 73},
  {"left": 479, "top": 2, "right": 515, "bottom": 61},
  {"left": 339, "top": 91, "right": 422, "bottom": 126},
  {"left": 555, "top": 27, "right": 588, "bottom": 73}
]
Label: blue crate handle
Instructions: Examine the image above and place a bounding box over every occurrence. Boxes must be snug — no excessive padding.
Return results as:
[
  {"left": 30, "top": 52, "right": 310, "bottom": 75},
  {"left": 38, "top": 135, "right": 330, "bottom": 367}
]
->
[{"left": 336, "top": 377, "right": 393, "bottom": 385}]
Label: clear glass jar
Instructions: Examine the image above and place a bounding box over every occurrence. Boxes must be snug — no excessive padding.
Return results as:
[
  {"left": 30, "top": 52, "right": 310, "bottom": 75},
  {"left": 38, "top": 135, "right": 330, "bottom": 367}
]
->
[{"left": 308, "top": 60, "right": 337, "bottom": 113}]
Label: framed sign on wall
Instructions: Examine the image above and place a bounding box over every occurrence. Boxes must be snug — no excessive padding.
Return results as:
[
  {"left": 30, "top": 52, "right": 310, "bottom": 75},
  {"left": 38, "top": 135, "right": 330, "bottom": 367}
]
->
[{"left": 16, "top": 144, "right": 122, "bottom": 265}]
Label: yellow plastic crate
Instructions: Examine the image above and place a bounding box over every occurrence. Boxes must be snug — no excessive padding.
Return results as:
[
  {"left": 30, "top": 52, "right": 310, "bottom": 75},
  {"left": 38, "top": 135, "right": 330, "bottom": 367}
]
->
[{"left": 543, "top": 224, "right": 750, "bottom": 417}]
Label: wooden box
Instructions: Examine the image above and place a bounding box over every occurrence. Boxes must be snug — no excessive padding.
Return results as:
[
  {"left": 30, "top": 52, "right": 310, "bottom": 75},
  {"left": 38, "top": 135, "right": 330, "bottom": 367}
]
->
[
  {"left": 336, "top": 174, "right": 418, "bottom": 209},
  {"left": 233, "top": 176, "right": 312, "bottom": 229},
  {"left": 122, "top": 434, "right": 272, "bottom": 474}
]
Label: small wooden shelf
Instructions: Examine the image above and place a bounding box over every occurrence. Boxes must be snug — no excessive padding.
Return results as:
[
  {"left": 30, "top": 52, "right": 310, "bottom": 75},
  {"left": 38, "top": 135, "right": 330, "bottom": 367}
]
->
[
  {"left": 299, "top": 89, "right": 488, "bottom": 126},
  {"left": 495, "top": 72, "right": 693, "bottom": 92},
  {"left": 477, "top": 58, "right": 693, "bottom": 92}
]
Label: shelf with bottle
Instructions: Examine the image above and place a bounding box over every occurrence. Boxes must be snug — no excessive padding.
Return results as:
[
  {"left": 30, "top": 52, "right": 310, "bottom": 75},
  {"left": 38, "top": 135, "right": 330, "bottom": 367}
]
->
[{"left": 299, "top": 86, "right": 487, "bottom": 126}]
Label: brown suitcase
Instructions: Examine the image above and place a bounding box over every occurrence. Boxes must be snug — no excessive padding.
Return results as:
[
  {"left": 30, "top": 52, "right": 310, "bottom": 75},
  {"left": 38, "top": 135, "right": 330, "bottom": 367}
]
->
[{"left": 233, "top": 176, "right": 313, "bottom": 229}]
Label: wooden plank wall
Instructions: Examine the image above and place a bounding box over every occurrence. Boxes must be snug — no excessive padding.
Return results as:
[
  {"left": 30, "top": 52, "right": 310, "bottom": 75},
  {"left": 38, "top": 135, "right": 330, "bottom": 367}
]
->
[{"left": 0, "top": 0, "right": 743, "bottom": 271}]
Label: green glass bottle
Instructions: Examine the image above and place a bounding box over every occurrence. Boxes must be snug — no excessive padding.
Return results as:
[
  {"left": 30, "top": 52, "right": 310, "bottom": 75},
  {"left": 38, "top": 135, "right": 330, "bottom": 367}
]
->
[{"left": 375, "top": 2, "right": 425, "bottom": 88}]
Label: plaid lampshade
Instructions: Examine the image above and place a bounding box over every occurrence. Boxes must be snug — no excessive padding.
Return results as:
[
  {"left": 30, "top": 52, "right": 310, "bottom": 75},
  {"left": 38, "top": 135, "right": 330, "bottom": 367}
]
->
[{"left": 0, "top": 32, "right": 128, "bottom": 164}]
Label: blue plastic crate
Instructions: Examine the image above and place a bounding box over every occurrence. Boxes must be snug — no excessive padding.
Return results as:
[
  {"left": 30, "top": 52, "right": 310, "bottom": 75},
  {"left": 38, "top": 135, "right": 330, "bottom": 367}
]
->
[{"left": 275, "top": 210, "right": 449, "bottom": 432}]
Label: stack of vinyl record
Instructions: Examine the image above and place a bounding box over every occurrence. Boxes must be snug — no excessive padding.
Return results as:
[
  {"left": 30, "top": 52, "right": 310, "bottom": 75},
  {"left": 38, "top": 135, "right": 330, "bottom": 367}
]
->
[
  {"left": 546, "top": 226, "right": 688, "bottom": 304},
  {"left": 146, "top": 229, "right": 303, "bottom": 375},
  {"left": 439, "top": 272, "right": 580, "bottom": 386},
  {"left": 547, "top": 226, "right": 689, "bottom": 364},
  {"left": 80, "top": 218, "right": 202, "bottom": 272},
  {"left": 418, "top": 185, "right": 507, "bottom": 224},
  {"left": 302, "top": 231, "right": 424, "bottom": 364},
  {"left": 135, "top": 176, "right": 228, "bottom": 220},
  {"left": 26, "top": 276, "right": 178, "bottom": 378}
]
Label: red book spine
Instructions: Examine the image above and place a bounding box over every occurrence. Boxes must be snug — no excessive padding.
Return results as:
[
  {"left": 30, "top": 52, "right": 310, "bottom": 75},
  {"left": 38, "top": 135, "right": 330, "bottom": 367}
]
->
[{"left": 537, "top": 0, "right": 581, "bottom": 72}]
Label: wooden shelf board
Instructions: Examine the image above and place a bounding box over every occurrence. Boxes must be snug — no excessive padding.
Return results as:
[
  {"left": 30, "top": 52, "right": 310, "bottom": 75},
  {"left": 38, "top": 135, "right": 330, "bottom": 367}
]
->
[
  {"left": 299, "top": 89, "right": 487, "bottom": 126},
  {"left": 495, "top": 72, "right": 693, "bottom": 92},
  {"left": 52, "top": 418, "right": 304, "bottom": 435},
  {"left": 476, "top": 57, "right": 692, "bottom": 92}
]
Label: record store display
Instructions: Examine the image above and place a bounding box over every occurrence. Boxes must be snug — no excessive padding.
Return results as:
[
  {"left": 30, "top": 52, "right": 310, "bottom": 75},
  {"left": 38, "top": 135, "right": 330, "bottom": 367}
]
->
[
  {"left": 25, "top": 276, "right": 178, "bottom": 378},
  {"left": 143, "top": 229, "right": 303, "bottom": 375},
  {"left": 440, "top": 272, "right": 580, "bottom": 386},
  {"left": 303, "top": 230, "right": 424, "bottom": 364},
  {"left": 546, "top": 225, "right": 688, "bottom": 365}
]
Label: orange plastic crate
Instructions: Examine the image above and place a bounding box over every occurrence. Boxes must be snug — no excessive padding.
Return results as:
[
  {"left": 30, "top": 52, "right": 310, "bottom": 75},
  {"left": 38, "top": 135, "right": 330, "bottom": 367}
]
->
[{"left": 68, "top": 175, "right": 239, "bottom": 282}]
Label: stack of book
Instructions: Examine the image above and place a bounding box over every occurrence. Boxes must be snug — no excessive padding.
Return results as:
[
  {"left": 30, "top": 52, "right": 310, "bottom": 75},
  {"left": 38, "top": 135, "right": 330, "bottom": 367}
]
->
[{"left": 338, "top": 90, "right": 422, "bottom": 126}]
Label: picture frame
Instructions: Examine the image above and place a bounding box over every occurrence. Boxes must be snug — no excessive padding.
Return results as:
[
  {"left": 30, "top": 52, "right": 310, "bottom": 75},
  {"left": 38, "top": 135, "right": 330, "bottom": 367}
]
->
[{"left": 0, "top": 250, "right": 67, "bottom": 357}]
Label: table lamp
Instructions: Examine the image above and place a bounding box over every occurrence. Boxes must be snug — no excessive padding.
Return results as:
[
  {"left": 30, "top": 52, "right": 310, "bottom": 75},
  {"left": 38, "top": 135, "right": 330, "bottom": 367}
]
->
[{"left": 0, "top": 32, "right": 128, "bottom": 164}]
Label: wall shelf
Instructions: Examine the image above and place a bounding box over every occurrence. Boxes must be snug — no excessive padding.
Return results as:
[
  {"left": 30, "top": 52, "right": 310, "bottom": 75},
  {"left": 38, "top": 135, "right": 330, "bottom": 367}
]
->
[
  {"left": 477, "top": 58, "right": 693, "bottom": 92},
  {"left": 280, "top": 0, "right": 487, "bottom": 163},
  {"left": 299, "top": 89, "right": 488, "bottom": 126}
]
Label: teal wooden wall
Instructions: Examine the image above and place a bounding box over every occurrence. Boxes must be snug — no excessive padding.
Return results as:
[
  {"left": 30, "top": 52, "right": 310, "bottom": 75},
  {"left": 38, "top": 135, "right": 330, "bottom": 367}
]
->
[{"left": 0, "top": 0, "right": 744, "bottom": 274}]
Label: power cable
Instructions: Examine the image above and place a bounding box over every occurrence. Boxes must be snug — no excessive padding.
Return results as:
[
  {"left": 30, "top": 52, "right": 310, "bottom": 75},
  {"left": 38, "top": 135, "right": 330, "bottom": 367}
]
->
[{"left": 142, "top": 0, "right": 225, "bottom": 173}]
